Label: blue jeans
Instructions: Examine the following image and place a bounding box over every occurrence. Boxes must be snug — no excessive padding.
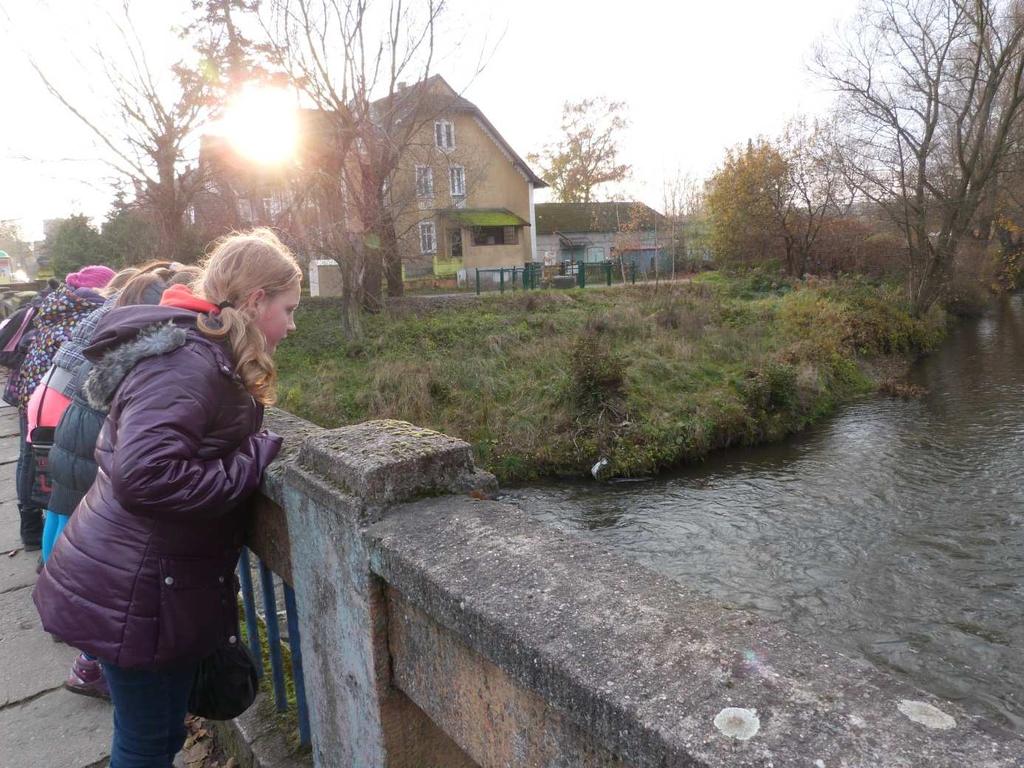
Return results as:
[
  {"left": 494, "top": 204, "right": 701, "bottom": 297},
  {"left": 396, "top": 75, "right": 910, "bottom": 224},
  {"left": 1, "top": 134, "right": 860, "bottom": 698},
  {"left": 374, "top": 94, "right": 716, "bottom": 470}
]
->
[{"left": 102, "top": 662, "right": 198, "bottom": 768}]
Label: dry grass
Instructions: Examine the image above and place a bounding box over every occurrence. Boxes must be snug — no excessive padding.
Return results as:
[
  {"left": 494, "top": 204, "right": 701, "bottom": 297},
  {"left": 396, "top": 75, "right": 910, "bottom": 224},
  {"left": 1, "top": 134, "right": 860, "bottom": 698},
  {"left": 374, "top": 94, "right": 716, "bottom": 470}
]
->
[{"left": 276, "top": 274, "right": 946, "bottom": 481}]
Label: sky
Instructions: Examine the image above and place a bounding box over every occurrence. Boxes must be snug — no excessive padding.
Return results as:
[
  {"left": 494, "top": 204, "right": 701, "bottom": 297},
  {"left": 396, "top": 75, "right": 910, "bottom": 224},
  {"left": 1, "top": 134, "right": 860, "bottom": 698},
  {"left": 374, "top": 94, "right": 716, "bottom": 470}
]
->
[{"left": 0, "top": 0, "right": 862, "bottom": 242}]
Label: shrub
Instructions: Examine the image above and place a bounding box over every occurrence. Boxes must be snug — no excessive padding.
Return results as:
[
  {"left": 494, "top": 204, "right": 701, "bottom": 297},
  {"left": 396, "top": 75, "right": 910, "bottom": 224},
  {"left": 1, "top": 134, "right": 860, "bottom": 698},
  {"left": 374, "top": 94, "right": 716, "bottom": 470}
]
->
[
  {"left": 738, "top": 360, "right": 798, "bottom": 414},
  {"left": 568, "top": 330, "right": 627, "bottom": 418}
]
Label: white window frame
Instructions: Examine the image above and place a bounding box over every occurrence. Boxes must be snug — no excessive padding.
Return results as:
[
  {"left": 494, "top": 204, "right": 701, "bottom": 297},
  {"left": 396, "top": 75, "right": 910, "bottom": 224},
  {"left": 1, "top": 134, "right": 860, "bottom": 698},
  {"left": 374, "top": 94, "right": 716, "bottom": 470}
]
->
[
  {"left": 419, "top": 220, "right": 437, "bottom": 254},
  {"left": 263, "top": 196, "right": 286, "bottom": 220},
  {"left": 434, "top": 119, "right": 455, "bottom": 150},
  {"left": 415, "top": 165, "right": 434, "bottom": 198},
  {"left": 449, "top": 165, "right": 466, "bottom": 197}
]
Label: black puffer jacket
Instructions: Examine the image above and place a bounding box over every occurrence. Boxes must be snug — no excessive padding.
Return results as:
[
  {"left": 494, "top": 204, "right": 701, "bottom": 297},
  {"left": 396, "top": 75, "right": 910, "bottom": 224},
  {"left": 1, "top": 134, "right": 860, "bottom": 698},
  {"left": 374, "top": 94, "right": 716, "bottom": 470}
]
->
[{"left": 47, "top": 360, "right": 104, "bottom": 516}]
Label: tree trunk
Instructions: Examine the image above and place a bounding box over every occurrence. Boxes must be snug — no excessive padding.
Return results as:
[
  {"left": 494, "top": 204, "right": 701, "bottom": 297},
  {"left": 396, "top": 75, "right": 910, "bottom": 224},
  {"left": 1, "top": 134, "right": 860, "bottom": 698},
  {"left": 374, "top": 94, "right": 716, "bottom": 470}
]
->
[
  {"left": 335, "top": 249, "right": 363, "bottom": 340},
  {"left": 157, "top": 205, "right": 183, "bottom": 263},
  {"left": 909, "top": 241, "right": 955, "bottom": 317},
  {"left": 382, "top": 211, "right": 403, "bottom": 298},
  {"left": 362, "top": 245, "right": 383, "bottom": 313}
]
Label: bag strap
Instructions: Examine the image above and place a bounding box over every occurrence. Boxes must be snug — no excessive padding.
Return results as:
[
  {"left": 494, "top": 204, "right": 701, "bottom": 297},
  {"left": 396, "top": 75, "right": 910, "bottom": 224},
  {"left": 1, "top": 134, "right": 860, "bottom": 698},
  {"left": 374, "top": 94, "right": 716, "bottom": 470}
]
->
[{"left": 35, "top": 366, "right": 56, "bottom": 430}]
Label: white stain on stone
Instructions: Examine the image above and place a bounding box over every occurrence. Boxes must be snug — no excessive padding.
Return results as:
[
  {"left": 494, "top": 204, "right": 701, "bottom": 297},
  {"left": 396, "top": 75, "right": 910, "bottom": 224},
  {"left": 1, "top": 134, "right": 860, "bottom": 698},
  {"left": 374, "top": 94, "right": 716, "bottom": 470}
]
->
[
  {"left": 897, "top": 699, "right": 956, "bottom": 730},
  {"left": 713, "top": 707, "right": 760, "bottom": 740}
]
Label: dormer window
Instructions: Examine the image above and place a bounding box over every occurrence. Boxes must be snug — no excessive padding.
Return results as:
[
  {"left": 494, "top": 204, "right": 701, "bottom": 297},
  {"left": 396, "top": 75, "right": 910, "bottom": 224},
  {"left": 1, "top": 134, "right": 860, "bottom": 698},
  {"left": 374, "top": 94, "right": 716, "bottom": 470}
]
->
[{"left": 434, "top": 119, "right": 455, "bottom": 150}]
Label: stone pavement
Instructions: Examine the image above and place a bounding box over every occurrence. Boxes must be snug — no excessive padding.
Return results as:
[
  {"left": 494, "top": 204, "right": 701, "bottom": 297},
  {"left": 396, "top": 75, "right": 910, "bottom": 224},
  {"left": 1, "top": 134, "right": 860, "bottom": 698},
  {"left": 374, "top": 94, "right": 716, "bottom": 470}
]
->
[{"left": 0, "top": 402, "right": 114, "bottom": 768}]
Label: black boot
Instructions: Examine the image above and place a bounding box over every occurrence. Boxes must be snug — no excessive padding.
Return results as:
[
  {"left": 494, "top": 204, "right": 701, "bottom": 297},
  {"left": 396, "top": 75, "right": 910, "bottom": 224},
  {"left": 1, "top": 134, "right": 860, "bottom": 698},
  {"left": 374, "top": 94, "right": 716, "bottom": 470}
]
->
[{"left": 19, "top": 505, "right": 42, "bottom": 551}]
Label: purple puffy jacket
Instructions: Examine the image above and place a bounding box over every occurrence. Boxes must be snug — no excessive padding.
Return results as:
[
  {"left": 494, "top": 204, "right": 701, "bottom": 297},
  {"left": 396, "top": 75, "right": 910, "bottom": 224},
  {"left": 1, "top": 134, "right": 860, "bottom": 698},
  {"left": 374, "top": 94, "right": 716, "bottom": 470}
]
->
[{"left": 33, "top": 305, "right": 282, "bottom": 668}]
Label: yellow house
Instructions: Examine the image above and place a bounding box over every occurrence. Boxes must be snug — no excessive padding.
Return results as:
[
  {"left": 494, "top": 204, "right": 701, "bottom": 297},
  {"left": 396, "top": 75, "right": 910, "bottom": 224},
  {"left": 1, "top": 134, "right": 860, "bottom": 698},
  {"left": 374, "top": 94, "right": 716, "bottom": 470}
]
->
[
  {"left": 197, "top": 76, "right": 545, "bottom": 293},
  {"left": 388, "top": 76, "right": 547, "bottom": 283}
]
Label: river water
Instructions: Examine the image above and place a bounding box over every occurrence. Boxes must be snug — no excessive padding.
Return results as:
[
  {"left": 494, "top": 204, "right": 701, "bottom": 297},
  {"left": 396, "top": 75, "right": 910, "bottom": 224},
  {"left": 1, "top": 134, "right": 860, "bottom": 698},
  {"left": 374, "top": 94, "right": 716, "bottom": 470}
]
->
[{"left": 510, "top": 294, "right": 1024, "bottom": 729}]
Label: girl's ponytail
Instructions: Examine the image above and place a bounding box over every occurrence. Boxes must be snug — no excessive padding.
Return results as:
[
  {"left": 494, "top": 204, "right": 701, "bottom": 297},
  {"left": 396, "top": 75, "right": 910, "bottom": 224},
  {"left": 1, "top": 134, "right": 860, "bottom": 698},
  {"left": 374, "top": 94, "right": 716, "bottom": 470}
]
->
[{"left": 195, "top": 229, "right": 301, "bottom": 404}]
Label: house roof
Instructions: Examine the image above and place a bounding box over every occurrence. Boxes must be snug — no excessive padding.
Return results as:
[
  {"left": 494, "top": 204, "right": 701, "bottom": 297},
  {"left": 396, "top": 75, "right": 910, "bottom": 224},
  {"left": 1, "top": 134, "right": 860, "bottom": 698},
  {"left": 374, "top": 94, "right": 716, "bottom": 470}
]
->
[
  {"left": 438, "top": 208, "right": 530, "bottom": 227},
  {"left": 373, "top": 75, "right": 548, "bottom": 188},
  {"left": 199, "top": 75, "right": 548, "bottom": 191},
  {"left": 535, "top": 202, "right": 669, "bottom": 236}
]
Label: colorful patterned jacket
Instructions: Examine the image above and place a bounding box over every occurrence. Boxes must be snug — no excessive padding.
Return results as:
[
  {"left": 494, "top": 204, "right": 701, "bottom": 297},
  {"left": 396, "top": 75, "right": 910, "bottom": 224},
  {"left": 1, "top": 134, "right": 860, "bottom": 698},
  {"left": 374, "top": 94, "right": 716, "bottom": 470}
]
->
[{"left": 5, "top": 284, "right": 104, "bottom": 410}]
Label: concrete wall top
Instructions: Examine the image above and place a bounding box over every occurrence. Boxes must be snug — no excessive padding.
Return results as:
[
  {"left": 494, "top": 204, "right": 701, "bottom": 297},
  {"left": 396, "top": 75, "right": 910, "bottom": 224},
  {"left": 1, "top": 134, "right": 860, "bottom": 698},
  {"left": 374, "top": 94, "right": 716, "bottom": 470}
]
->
[{"left": 365, "top": 495, "right": 1023, "bottom": 767}]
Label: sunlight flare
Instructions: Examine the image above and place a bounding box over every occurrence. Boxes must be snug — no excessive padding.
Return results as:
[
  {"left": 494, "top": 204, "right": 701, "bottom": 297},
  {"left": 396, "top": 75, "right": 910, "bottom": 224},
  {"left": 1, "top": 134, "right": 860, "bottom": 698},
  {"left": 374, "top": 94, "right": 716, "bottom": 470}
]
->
[{"left": 220, "top": 84, "right": 299, "bottom": 165}]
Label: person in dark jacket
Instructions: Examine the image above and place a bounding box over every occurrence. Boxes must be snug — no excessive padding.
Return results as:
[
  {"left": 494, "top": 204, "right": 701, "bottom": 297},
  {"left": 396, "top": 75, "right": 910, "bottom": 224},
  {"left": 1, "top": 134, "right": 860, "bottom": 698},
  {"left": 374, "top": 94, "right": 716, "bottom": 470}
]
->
[
  {"left": 44, "top": 263, "right": 202, "bottom": 557},
  {"left": 34, "top": 229, "right": 301, "bottom": 768},
  {"left": 45, "top": 265, "right": 202, "bottom": 699},
  {"left": 36, "top": 266, "right": 145, "bottom": 563},
  {"left": 7, "top": 267, "right": 113, "bottom": 549}
]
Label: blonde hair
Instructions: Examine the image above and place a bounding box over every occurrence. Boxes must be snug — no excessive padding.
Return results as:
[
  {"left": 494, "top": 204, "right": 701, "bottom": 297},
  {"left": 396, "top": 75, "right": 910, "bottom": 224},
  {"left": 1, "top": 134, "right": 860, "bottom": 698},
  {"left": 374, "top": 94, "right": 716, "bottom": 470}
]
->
[
  {"left": 114, "top": 264, "right": 203, "bottom": 308},
  {"left": 196, "top": 229, "right": 302, "bottom": 404},
  {"left": 100, "top": 267, "right": 141, "bottom": 298}
]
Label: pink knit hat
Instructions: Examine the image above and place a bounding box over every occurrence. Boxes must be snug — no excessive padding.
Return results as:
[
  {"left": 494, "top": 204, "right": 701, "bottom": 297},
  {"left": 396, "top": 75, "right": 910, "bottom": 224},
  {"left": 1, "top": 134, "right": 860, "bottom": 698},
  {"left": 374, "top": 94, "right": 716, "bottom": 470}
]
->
[{"left": 66, "top": 265, "right": 116, "bottom": 289}]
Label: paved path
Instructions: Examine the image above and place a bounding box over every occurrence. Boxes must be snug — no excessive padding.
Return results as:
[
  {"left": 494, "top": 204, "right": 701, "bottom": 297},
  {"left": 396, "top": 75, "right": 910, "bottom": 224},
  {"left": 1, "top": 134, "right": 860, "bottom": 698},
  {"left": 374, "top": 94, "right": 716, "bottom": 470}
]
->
[{"left": 0, "top": 402, "right": 114, "bottom": 768}]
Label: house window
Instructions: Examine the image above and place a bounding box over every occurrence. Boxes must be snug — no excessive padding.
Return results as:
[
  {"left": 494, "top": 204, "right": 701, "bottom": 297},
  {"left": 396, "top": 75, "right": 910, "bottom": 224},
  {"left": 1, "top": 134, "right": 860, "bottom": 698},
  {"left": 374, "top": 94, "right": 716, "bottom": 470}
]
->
[
  {"left": 472, "top": 226, "right": 519, "bottom": 246},
  {"left": 449, "top": 166, "right": 466, "bottom": 197},
  {"left": 263, "top": 196, "right": 285, "bottom": 219},
  {"left": 449, "top": 229, "right": 463, "bottom": 259},
  {"left": 434, "top": 120, "right": 455, "bottom": 150},
  {"left": 586, "top": 246, "right": 605, "bottom": 263},
  {"left": 415, "top": 166, "right": 433, "bottom": 197},
  {"left": 419, "top": 221, "right": 437, "bottom": 254},
  {"left": 237, "top": 199, "right": 253, "bottom": 223}
]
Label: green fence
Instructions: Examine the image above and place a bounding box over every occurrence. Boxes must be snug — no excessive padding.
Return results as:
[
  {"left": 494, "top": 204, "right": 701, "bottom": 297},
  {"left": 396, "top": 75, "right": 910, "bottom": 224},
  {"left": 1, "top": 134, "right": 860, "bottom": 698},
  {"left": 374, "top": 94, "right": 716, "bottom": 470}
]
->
[
  {"left": 474, "top": 264, "right": 542, "bottom": 294},
  {"left": 472, "top": 259, "right": 682, "bottom": 295}
]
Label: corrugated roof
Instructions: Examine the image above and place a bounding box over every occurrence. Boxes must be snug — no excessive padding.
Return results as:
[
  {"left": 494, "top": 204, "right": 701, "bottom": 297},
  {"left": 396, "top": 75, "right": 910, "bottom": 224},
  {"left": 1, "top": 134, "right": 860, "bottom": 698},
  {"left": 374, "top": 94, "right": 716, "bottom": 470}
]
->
[
  {"left": 438, "top": 208, "right": 530, "bottom": 227},
  {"left": 535, "top": 202, "right": 668, "bottom": 236}
]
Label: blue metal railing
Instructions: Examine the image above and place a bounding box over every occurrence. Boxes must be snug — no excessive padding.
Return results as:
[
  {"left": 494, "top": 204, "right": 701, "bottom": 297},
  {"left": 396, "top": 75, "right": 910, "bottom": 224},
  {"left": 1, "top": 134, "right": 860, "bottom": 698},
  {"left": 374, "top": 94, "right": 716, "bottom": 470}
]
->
[{"left": 237, "top": 547, "right": 311, "bottom": 748}]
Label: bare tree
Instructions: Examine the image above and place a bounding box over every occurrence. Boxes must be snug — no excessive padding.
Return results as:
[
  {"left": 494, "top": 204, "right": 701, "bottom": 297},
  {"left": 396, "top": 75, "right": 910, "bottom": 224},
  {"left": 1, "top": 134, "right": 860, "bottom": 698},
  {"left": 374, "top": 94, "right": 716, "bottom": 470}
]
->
[
  {"left": 259, "top": 0, "right": 449, "bottom": 328},
  {"left": 662, "top": 170, "right": 705, "bottom": 220},
  {"left": 771, "top": 116, "right": 857, "bottom": 276},
  {"left": 816, "top": 0, "right": 1024, "bottom": 314},
  {"left": 662, "top": 170, "right": 708, "bottom": 277},
  {"left": 26, "top": 3, "right": 213, "bottom": 263},
  {"left": 528, "top": 98, "right": 632, "bottom": 203}
]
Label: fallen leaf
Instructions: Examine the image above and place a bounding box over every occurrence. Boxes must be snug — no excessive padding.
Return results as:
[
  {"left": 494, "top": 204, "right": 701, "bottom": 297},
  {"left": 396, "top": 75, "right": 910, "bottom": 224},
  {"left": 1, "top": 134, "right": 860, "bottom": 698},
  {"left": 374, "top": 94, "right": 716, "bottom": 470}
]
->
[{"left": 185, "top": 740, "right": 210, "bottom": 766}]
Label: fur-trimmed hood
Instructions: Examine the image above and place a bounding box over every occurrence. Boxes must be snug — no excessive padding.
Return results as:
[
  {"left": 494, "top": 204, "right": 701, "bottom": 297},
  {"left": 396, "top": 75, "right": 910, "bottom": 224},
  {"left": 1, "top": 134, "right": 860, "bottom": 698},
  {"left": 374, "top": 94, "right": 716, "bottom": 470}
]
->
[
  {"left": 83, "top": 304, "right": 234, "bottom": 411},
  {"left": 84, "top": 322, "right": 188, "bottom": 410}
]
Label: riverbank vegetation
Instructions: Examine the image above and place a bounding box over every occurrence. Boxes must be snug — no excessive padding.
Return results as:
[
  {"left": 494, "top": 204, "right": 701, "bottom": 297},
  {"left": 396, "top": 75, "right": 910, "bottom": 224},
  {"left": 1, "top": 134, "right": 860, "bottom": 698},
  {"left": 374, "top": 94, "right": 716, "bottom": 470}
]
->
[{"left": 276, "top": 273, "right": 946, "bottom": 483}]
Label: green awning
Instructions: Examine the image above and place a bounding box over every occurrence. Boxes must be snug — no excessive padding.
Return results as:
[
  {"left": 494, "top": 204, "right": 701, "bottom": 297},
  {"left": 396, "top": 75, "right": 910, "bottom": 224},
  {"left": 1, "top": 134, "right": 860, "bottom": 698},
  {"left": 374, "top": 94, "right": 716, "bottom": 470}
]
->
[{"left": 440, "top": 208, "right": 530, "bottom": 227}]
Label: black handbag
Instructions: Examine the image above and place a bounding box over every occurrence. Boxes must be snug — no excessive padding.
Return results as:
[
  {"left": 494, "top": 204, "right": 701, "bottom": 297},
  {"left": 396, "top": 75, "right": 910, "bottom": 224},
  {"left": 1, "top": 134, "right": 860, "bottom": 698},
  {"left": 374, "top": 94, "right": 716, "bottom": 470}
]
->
[
  {"left": 188, "top": 641, "right": 259, "bottom": 720},
  {"left": 29, "top": 369, "right": 57, "bottom": 508}
]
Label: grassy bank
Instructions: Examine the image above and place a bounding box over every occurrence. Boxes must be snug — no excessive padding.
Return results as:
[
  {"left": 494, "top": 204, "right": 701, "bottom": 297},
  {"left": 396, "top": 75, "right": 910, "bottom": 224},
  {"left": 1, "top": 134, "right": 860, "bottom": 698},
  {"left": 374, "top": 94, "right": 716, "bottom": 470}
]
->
[{"left": 275, "top": 273, "right": 946, "bottom": 483}]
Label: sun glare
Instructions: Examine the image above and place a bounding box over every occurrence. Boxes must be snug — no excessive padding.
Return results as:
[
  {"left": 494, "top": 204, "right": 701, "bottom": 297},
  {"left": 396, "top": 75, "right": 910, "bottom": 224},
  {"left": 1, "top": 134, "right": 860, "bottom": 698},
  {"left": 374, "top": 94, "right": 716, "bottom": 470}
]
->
[{"left": 220, "top": 84, "right": 299, "bottom": 165}]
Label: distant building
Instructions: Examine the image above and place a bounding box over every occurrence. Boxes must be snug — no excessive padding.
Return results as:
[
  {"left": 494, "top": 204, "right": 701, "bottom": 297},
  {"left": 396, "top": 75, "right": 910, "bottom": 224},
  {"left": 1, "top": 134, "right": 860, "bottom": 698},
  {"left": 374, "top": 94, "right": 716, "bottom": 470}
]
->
[{"left": 534, "top": 202, "right": 672, "bottom": 271}]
